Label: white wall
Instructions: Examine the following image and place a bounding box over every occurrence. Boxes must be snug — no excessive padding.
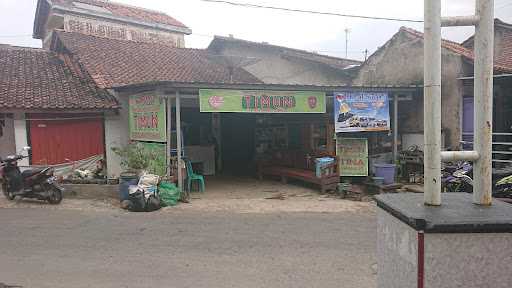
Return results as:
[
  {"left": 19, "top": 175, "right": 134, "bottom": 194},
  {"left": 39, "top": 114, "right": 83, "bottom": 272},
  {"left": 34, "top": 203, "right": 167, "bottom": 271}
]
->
[
  {"left": 0, "top": 115, "right": 16, "bottom": 158},
  {"left": 105, "top": 92, "right": 129, "bottom": 178},
  {"left": 13, "top": 113, "right": 29, "bottom": 166}
]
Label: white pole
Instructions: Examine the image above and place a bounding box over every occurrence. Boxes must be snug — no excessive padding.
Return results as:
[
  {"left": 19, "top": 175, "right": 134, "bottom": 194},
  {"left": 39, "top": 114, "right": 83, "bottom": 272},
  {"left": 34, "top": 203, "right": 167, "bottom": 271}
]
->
[
  {"left": 166, "top": 94, "right": 172, "bottom": 177},
  {"left": 393, "top": 94, "right": 399, "bottom": 164},
  {"left": 176, "top": 90, "right": 184, "bottom": 194},
  {"left": 424, "top": 0, "right": 442, "bottom": 206},
  {"left": 473, "top": 0, "right": 494, "bottom": 205}
]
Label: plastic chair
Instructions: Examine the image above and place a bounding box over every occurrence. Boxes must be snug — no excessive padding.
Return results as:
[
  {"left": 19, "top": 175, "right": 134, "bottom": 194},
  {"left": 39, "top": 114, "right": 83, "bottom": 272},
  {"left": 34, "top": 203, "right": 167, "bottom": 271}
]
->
[{"left": 184, "top": 158, "right": 205, "bottom": 193}]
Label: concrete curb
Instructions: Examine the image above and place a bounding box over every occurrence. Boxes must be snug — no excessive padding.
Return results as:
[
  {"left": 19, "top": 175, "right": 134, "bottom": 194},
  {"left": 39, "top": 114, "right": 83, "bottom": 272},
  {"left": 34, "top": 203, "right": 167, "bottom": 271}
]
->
[{"left": 62, "top": 184, "right": 119, "bottom": 200}]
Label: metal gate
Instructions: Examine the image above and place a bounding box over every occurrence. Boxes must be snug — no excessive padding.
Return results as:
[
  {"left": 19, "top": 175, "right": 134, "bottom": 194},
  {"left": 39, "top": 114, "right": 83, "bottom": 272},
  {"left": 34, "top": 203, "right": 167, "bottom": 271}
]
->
[{"left": 28, "top": 114, "right": 105, "bottom": 165}]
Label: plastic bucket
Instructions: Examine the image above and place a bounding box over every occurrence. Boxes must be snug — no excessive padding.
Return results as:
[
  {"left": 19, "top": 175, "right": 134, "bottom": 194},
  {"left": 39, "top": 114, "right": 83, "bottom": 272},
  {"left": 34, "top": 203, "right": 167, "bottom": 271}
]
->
[
  {"left": 119, "top": 173, "right": 139, "bottom": 201},
  {"left": 373, "top": 164, "right": 396, "bottom": 185}
]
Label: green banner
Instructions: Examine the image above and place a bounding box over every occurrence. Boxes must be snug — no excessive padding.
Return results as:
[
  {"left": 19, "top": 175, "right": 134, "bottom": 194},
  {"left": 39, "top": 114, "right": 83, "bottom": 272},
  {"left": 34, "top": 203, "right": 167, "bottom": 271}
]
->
[
  {"left": 129, "top": 94, "right": 166, "bottom": 142},
  {"left": 199, "top": 89, "right": 326, "bottom": 113},
  {"left": 337, "top": 138, "right": 368, "bottom": 176}
]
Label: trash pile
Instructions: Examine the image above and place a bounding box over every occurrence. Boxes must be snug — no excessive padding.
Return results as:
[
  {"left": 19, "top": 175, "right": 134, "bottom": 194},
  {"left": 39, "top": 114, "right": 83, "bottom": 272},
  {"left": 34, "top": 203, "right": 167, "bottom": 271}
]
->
[{"left": 120, "top": 172, "right": 180, "bottom": 212}]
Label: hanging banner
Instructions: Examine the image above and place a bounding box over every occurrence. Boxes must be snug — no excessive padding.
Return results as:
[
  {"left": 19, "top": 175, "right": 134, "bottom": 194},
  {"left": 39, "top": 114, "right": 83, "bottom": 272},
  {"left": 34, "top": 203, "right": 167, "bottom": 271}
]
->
[
  {"left": 129, "top": 95, "right": 166, "bottom": 142},
  {"left": 199, "top": 89, "right": 326, "bottom": 113},
  {"left": 337, "top": 138, "right": 368, "bottom": 176},
  {"left": 334, "top": 91, "right": 390, "bottom": 132}
]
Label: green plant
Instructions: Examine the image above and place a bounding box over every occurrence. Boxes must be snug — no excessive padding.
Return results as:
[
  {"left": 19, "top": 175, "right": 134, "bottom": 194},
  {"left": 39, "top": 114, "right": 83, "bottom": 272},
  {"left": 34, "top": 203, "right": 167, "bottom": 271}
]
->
[{"left": 111, "top": 142, "right": 160, "bottom": 172}]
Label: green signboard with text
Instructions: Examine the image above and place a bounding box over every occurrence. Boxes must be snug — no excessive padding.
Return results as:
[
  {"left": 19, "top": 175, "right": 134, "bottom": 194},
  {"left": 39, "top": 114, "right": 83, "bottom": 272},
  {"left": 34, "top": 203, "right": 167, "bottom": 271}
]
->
[
  {"left": 336, "top": 138, "right": 368, "bottom": 176},
  {"left": 199, "top": 89, "right": 326, "bottom": 113},
  {"left": 129, "top": 94, "right": 166, "bottom": 142}
]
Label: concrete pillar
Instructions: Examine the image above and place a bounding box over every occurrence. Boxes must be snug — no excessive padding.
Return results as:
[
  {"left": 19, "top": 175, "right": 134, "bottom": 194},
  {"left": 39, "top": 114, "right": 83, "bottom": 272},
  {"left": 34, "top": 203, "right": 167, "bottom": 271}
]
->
[
  {"left": 423, "top": 0, "right": 442, "bottom": 205},
  {"left": 472, "top": 0, "right": 494, "bottom": 205}
]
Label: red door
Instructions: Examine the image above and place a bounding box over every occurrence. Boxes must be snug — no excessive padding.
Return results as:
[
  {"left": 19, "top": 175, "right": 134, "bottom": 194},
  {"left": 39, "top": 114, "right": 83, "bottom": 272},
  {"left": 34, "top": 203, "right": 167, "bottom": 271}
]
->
[{"left": 29, "top": 114, "right": 105, "bottom": 165}]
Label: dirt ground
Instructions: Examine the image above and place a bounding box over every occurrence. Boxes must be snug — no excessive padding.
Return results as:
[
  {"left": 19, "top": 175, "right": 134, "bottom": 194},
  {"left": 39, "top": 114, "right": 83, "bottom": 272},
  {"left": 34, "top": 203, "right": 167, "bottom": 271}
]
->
[{"left": 0, "top": 175, "right": 374, "bottom": 214}]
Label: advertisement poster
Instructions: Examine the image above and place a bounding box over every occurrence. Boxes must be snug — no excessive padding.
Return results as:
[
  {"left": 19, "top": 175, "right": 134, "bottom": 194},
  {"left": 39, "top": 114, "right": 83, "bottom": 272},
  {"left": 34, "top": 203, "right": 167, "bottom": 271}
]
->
[
  {"left": 334, "top": 91, "right": 390, "bottom": 133},
  {"left": 199, "top": 89, "right": 326, "bottom": 113},
  {"left": 336, "top": 138, "right": 368, "bottom": 176},
  {"left": 129, "top": 95, "right": 166, "bottom": 142}
]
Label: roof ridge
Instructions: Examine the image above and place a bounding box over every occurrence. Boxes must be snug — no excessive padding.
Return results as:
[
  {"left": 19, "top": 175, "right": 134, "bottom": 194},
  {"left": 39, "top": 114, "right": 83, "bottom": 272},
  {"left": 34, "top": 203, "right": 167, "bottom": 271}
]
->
[
  {"left": 212, "top": 35, "right": 361, "bottom": 63},
  {"left": 78, "top": 0, "right": 170, "bottom": 16},
  {"left": 399, "top": 26, "right": 461, "bottom": 45}
]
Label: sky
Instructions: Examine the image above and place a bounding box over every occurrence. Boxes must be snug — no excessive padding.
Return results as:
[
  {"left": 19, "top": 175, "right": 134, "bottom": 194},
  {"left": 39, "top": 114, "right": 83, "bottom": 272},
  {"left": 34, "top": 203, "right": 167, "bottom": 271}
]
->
[{"left": 1, "top": 0, "right": 512, "bottom": 60}]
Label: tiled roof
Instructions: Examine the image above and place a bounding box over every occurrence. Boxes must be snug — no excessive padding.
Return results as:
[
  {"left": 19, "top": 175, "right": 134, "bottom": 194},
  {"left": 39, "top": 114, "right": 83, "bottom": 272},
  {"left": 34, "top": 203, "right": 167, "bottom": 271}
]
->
[
  {"left": 494, "top": 19, "right": 512, "bottom": 72},
  {"left": 0, "top": 44, "right": 118, "bottom": 110},
  {"left": 401, "top": 27, "right": 512, "bottom": 73},
  {"left": 53, "top": 31, "right": 262, "bottom": 89},
  {"left": 50, "top": 0, "right": 189, "bottom": 29},
  {"left": 208, "top": 36, "right": 362, "bottom": 71}
]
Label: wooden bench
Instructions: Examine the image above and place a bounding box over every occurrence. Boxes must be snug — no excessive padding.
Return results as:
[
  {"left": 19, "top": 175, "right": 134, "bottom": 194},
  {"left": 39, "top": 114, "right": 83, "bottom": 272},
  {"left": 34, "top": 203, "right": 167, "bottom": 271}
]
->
[{"left": 258, "top": 151, "right": 339, "bottom": 193}]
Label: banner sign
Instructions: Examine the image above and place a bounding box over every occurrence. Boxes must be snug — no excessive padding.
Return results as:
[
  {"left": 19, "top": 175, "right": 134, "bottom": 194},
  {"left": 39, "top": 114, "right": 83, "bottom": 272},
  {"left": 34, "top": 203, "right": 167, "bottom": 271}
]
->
[
  {"left": 337, "top": 138, "right": 368, "bottom": 176},
  {"left": 334, "top": 91, "right": 390, "bottom": 133},
  {"left": 129, "top": 95, "right": 166, "bottom": 142},
  {"left": 199, "top": 89, "right": 326, "bottom": 113}
]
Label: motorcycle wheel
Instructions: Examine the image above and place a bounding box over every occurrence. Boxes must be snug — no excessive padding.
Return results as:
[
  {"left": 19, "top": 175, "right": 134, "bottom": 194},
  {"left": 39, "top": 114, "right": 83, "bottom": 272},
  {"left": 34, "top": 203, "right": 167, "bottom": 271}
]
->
[
  {"left": 47, "top": 185, "right": 63, "bottom": 204},
  {"left": 2, "top": 183, "right": 15, "bottom": 201}
]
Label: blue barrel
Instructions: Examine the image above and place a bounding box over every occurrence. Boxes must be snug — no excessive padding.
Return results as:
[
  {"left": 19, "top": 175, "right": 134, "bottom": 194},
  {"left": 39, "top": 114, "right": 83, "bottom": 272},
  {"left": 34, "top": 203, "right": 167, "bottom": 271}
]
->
[{"left": 119, "top": 173, "right": 138, "bottom": 201}]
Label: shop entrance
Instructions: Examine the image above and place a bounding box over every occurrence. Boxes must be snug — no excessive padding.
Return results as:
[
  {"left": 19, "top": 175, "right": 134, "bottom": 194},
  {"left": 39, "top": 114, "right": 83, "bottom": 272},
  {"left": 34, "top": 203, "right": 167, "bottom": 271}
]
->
[
  {"left": 219, "top": 113, "right": 332, "bottom": 177},
  {"left": 220, "top": 113, "right": 256, "bottom": 175}
]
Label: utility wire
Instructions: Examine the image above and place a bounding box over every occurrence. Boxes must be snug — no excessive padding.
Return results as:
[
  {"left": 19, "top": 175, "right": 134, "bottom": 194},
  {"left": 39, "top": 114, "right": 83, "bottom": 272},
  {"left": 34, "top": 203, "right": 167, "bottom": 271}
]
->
[{"left": 200, "top": 0, "right": 423, "bottom": 23}]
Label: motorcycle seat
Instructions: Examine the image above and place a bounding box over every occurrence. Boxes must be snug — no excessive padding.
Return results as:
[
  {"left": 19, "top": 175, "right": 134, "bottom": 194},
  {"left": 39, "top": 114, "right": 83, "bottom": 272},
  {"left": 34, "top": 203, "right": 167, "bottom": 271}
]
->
[{"left": 21, "top": 168, "right": 47, "bottom": 178}]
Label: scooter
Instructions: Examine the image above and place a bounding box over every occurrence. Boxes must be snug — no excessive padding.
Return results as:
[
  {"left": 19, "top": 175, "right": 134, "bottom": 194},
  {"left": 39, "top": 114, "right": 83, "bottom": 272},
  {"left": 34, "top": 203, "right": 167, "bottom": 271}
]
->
[{"left": 0, "top": 147, "right": 63, "bottom": 204}]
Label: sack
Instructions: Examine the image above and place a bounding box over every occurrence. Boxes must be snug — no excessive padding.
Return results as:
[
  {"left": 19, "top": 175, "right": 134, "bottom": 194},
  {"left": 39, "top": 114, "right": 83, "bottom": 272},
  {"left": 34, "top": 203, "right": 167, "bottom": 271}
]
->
[
  {"left": 158, "top": 182, "right": 180, "bottom": 207},
  {"left": 127, "top": 190, "right": 146, "bottom": 212},
  {"left": 138, "top": 173, "right": 160, "bottom": 187},
  {"left": 145, "top": 194, "right": 161, "bottom": 212}
]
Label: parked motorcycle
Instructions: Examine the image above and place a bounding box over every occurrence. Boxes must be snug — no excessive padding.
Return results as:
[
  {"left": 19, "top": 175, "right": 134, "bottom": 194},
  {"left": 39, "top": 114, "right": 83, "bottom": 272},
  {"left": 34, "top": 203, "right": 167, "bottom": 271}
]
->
[
  {"left": 494, "top": 175, "right": 512, "bottom": 201},
  {"left": 0, "top": 147, "right": 63, "bottom": 204},
  {"left": 442, "top": 161, "right": 473, "bottom": 193}
]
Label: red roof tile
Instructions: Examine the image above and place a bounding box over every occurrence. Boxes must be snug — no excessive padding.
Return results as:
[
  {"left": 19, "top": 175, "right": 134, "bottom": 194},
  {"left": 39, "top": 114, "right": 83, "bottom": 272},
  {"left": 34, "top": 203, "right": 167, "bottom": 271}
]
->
[
  {"left": 494, "top": 20, "right": 512, "bottom": 72},
  {"left": 54, "top": 31, "right": 262, "bottom": 88},
  {"left": 0, "top": 45, "right": 118, "bottom": 110},
  {"left": 51, "top": 0, "right": 189, "bottom": 29},
  {"left": 400, "top": 27, "right": 512, "bottom": 73}
]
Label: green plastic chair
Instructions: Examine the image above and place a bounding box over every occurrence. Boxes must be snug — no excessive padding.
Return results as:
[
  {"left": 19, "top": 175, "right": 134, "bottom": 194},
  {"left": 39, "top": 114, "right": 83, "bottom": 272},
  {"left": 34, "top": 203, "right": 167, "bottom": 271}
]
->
[{"left": 184, "top": 158, "right": 205, "bottom": 193}]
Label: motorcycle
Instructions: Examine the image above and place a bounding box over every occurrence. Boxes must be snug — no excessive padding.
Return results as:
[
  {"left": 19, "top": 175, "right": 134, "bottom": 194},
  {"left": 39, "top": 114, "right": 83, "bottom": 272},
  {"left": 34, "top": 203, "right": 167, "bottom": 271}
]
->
[
  {"left": 442, "top": 161, "right": 473, "bottom": 193},
  {"left": 0, "top": 147, "right": 63, "bottom": 204},
  {"left": 494, "top": 175, "right": 512, "bottom": 202}
]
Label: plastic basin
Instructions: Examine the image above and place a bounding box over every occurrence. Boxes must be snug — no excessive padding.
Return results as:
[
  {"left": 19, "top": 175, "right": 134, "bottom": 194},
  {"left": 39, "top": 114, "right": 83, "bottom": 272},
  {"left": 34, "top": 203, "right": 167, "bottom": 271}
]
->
[{"left": 374, "top": 164, "right": 396, "bottom": 185}]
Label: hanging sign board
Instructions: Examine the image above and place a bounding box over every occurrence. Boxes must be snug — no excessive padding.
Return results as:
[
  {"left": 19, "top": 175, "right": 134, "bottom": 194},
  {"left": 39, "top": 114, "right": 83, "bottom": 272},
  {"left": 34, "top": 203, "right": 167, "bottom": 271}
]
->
[
  {"left": 334, "top": 91, "right": 390, "bottom": 133},
  {"left": 199, "top": 89, "right": 326, "bottom": 113},
  {"left": 337, "top": 137, "right": 368, "bottom": 176},
  {"left": 129, "top": 95, "right": 166, "bottom": 142}
]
